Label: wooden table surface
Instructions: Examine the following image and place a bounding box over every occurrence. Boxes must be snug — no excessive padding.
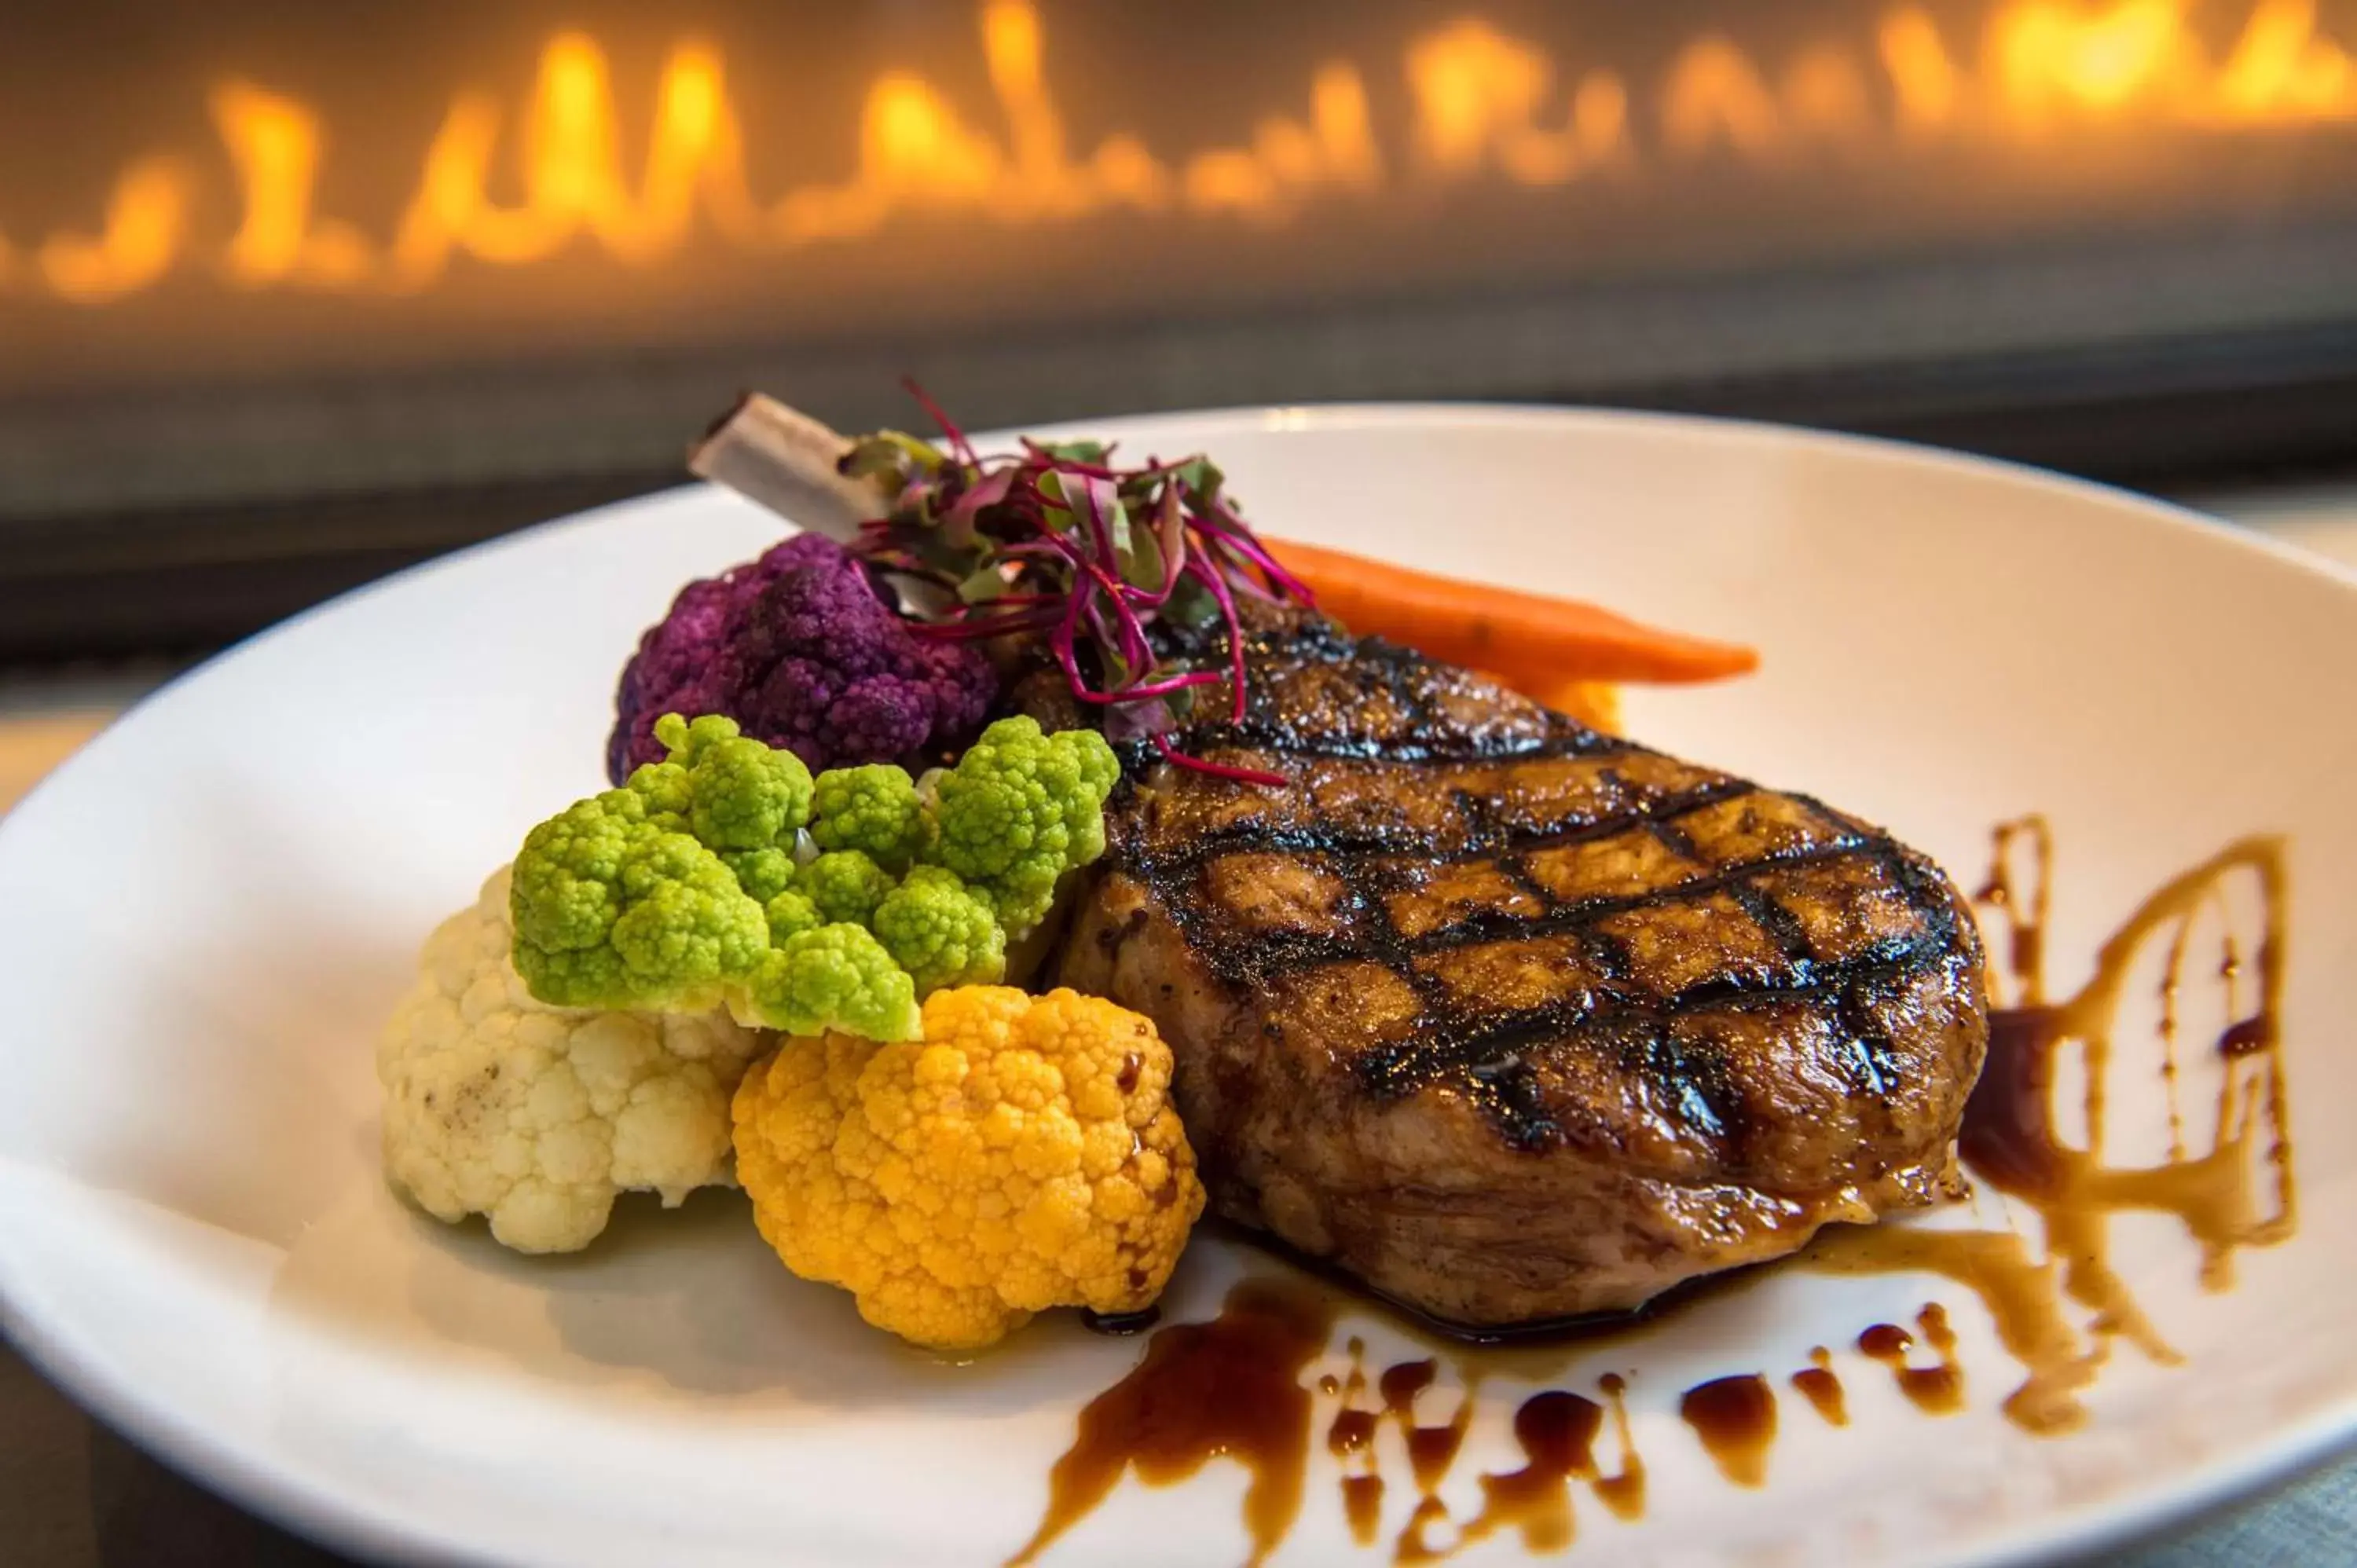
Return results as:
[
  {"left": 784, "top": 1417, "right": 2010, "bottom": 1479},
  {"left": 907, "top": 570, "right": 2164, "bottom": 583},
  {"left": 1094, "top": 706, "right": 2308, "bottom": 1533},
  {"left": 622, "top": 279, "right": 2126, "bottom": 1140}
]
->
[{"left": 0, "top": 713, "right": 110, "bottom": 815}]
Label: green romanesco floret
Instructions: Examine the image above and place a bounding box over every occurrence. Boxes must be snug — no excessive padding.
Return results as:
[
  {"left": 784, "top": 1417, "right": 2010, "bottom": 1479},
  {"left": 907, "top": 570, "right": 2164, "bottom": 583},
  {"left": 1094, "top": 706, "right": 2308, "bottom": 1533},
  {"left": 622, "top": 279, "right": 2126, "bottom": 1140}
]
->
[
  {"left": 508, "top": 789, "right": 771, "bottom": 1011},
  {"left": 925, "top": 716, "right": 1120, "bottom": 932},
  {"left": 809, "top": 764, "right": 923, "bottom": 870},
  {"left": 764, "top": 888, "right": 823, "bottom": 944},
  {"left": 642, "top": 712, "right": 814, "bottom": 849},
  {"left": 871, "top": 865, "right": 1006, "bottom": 991},
  {"left": 745, "top": 924, "right": 921, "bottom": 1040},
  {"left": 617, "top": 714, "right": 810, "bottom": 905},
  {"left": 721, "top": 846, "right": 797, "bottom": 903},
  {"left": 623, "top": 757, "right": 692, "bottom": 826},
  {"left": 795, "top": 849, "right": 895, "bottom": 926},
  {"left": 511, "top": 708, "right": 1118, "bottom": 1042}
]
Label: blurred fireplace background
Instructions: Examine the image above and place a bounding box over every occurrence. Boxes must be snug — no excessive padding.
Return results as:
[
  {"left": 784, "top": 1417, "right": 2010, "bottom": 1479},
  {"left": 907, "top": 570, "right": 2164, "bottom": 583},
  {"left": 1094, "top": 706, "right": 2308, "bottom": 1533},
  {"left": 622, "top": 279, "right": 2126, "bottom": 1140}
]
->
[{"left": 3, "top": 0, "right": 2355, "bottom": 662}]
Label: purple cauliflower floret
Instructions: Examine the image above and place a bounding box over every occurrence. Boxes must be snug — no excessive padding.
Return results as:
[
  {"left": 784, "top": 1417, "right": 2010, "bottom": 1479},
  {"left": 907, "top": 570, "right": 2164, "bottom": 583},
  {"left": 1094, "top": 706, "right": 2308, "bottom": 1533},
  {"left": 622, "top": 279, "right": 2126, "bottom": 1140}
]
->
[
  {"left": 907, "top": 638, "right": 995, "bottom": 740},
  {"left": 608, "top": 534, "right": 996, "bottom": 784},
  {"left": 822, "top": 674, "right": 933, "bottom": 761}
]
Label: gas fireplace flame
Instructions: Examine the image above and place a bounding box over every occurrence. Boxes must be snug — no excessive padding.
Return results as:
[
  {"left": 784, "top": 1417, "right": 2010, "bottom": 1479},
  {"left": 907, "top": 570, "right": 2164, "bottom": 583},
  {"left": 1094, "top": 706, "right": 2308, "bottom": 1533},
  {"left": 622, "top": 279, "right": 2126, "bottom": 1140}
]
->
[{"left": 5, "top": 0, "right": 2353, "bottom": 305}]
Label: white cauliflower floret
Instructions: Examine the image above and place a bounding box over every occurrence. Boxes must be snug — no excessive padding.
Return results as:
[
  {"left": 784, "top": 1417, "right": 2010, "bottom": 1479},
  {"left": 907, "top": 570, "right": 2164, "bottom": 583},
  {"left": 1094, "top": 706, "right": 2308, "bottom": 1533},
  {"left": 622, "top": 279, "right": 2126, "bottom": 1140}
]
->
[{"left": 376, "top": 866, "right": 772, "bottom": 1253}]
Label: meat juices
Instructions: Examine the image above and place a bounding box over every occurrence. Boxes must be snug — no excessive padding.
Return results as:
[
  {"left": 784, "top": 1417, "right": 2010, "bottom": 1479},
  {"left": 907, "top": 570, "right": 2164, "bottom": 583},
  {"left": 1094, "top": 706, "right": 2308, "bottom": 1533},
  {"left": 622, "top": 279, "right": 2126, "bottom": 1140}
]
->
[{"left": 1056, "top": 614, "right": 1989, "bottom": 1328}]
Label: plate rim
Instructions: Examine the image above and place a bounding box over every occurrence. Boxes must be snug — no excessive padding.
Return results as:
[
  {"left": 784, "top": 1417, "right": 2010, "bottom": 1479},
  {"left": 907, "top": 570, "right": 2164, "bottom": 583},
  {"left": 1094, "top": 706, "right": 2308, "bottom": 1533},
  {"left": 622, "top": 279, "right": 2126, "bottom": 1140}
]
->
[{"left": 3, "top": 400, "right": 2354, "bottom": 1568}]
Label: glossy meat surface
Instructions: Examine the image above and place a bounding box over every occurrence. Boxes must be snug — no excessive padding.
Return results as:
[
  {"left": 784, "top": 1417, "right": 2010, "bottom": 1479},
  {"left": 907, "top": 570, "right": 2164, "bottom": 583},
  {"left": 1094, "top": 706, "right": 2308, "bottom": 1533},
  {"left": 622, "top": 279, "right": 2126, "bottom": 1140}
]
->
[{"left": 1053, "top": 617, "right": 1988, "bottom": 1325}]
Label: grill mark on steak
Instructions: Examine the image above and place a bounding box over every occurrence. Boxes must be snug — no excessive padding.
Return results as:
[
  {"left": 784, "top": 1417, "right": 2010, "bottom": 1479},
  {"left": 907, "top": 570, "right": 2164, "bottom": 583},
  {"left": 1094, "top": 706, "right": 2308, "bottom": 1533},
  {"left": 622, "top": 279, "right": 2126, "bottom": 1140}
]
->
[
  {"left": 1117, "top": 759, "right": 1960, "bottom": 1152},
  {"left": 1132, "top": 772, "right": 1758, "bottom": 874},
  {"left": 1057, "top": 611, "right": 1988, "bottom": 1324},
  {"left": 1171, "top": 616, "right": 1620, "bottom": 765}
]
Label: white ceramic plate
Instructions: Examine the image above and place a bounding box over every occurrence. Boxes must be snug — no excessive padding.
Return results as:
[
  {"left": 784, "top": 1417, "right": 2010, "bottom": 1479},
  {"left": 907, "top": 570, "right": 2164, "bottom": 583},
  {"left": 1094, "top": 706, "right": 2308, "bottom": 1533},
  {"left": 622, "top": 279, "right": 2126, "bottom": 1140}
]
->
[{"left": 2, "top": 407, "right": 2353, "bottom": 1568}]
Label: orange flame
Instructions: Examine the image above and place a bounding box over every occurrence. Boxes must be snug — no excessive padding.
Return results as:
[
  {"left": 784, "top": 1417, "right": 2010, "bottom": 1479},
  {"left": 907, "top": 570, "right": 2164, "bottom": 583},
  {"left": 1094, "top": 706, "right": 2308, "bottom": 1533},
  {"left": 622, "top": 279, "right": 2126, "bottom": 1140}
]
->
[
  {"left": 35, "top": 157, "right": 192, "bottom": 303},
  {"left": 1995, "top": 0, "right": 2201, "bottom": 115},
  {"left": 7, "top": 0, "right": 2355, "bottom": 306},
  {"left": 1407, "top": 20, "right": 1629, "bottom": 184},
  {"left": 213, "top": 83, "right": 375, "bottom": 287}
]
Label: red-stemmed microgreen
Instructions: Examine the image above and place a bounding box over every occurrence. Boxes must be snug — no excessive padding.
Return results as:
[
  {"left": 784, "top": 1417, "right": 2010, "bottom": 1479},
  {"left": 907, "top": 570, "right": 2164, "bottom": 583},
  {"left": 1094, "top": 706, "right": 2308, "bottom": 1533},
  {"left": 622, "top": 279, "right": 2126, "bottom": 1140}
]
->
[{"left": 837, "top": 394, "right": 1307, "bottom": 786}]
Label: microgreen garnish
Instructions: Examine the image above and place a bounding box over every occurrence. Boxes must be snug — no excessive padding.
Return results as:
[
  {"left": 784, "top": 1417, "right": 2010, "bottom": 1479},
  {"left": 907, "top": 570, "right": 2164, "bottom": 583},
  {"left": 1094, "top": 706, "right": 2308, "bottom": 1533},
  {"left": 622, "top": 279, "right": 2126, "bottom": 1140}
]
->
[{"left": 838, "top": 388, "right": 1312, "bottom": 786}]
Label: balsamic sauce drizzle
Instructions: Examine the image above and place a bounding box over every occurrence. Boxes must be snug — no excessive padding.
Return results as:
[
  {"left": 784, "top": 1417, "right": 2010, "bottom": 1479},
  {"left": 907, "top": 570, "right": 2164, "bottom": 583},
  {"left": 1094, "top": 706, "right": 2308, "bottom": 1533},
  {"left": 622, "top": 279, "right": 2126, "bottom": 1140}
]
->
[
  {"left": 1678, "top": 1375, "right": 1778, "bottom": 1488},
  {"left": 1008, "top": 1280, "right": 1332, "bottom": 1568},
  {"left": 1013, "top": 816, "right": 2300, "bottom": 1563},
  {"left": 1857, "top": 1305, "right": 1964, "bottom": 1416},
  {"left": 1790, "top": 1347, "right": 1847, "bottom": 1427},
  {"left": 1812, "top": 815, "right": 2294, "bottom": 1429}
]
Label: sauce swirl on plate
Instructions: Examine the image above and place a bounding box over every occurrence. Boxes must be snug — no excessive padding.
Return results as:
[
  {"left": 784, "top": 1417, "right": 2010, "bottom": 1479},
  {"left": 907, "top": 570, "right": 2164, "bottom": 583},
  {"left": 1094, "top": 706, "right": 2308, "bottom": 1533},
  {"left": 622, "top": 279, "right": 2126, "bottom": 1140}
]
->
[
  {"left": 1808, "top": 816, "right": 2293, "bottom": 1431},
  {"left": 1011, "top": 819, "right": 2300, "bottom": 1563}
]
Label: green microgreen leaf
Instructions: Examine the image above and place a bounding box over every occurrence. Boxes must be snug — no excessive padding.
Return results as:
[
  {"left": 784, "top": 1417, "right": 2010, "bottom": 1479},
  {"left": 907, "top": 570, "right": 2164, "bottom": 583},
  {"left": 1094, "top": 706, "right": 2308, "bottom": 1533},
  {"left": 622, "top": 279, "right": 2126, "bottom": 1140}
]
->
[
  {"left": 1164, "top": 573, "right": 1220, "bottom": 630},
  {"left": 1118, "top": 518, "right": 1164, "bottom": 592},
  {"left": 957, "top": 565, "right": 1010, "bottom": 604},
  {"left": 1152, "top": 482, "right": 1188, "bottom": 589},
  {"left": 841, "top": 430, "right": 944, "bottom": 484},
  {"left": 1171, "top": 456, "right": 1224, "bottom": 503}
]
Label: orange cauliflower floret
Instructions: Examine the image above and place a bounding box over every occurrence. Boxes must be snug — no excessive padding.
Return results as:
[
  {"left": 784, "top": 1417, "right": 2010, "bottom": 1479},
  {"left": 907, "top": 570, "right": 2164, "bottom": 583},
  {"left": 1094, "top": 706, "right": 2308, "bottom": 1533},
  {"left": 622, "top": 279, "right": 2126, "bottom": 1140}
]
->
[{"left": 732, "top": 986, "right": 1206, "bottom": 1351}]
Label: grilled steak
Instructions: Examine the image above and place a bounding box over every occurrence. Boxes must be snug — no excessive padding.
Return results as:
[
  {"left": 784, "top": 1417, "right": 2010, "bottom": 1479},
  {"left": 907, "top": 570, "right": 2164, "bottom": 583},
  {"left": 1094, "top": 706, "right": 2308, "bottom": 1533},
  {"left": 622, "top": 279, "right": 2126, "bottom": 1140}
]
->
[{"left": 1053, "top": 615, "right": 1989, "bottom": 1328}]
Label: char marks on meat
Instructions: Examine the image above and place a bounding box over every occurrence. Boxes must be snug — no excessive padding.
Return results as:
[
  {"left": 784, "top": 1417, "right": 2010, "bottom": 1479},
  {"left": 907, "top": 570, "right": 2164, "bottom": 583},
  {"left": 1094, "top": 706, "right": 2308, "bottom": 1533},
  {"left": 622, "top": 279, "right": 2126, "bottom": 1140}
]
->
[{"left": 1054, "top": 614, "right": 1989, "bottom": 1328}]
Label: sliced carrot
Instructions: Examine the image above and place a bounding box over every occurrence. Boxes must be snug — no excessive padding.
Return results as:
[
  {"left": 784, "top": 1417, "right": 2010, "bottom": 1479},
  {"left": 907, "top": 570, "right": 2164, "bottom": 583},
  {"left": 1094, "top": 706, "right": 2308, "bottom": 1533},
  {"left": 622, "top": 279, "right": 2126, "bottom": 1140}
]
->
[{"left": 1269, "top": 537, "right": 1758, "bottom": 686}]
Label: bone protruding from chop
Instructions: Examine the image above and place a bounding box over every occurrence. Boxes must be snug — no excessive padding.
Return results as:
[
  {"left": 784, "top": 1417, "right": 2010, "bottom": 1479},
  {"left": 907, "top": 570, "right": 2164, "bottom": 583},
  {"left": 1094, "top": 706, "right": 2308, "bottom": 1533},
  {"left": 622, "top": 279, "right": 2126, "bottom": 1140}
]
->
[{"left": 1053, "top": 615, "right": 1989, "bottom": 1328}]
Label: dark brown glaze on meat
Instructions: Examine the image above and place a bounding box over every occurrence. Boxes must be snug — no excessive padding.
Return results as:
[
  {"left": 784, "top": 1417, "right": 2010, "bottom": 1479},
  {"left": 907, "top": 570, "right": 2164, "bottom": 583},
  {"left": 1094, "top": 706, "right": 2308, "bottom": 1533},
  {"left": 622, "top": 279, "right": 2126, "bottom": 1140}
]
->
[{"left": 1054, "top": 616, "right": 1988, "bottom": 1328}]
